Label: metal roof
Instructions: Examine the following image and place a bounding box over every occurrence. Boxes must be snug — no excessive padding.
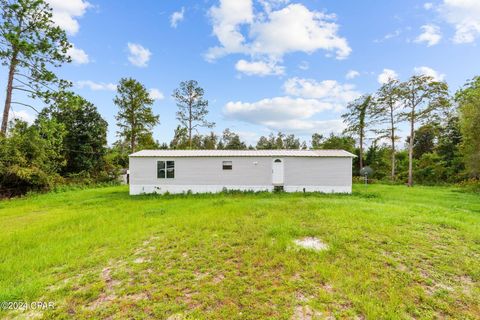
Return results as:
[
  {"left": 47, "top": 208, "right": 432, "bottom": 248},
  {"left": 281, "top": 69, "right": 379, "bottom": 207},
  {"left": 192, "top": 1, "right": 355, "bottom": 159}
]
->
[{"left": 129, "top": 149, "right": 356, "bottom": 158}]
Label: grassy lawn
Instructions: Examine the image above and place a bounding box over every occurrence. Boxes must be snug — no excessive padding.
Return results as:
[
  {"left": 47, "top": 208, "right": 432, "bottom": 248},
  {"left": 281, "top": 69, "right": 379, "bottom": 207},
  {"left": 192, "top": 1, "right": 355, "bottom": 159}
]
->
[{"left": 0, "top": 185, "right": 479, "bottom": 319}]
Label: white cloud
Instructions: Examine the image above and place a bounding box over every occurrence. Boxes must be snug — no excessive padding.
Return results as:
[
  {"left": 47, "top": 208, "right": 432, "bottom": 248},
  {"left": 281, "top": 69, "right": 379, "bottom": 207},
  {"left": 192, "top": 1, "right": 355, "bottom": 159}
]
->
[
  {"left": 225, "top": 97, "right": 334, "bottom": 123},
  {"left": 236, "top": 130, "right": 260, "bottom": 145},
  {"left": 224, "top": 96, "right": 345, "bottom": 133},
  {"left": 249, "top": 4, "right": 351, "bottom": 60},
  {"left": 170, "top": 7, "right": 185, "bottom": 28},
  {"left": 206, "top": 0, "right": 254, "bottom": 61},
  {"left": 283, "top": 77, "right": 360, "bottom": 110},
  {"left": 76, "top": 80, "right": 117, "bottom": 91},
  {"left": 440, "top": 0, "right": 480, "bottom": 43},
  {"left": 46, "top": 0, "right": 91, "bottom": 35},
  {"left": 260, "top": 118, "right": 345, "bottom": 134},
  {"left": 223, "top": 76, "right": 359, "bottom": 134},
  {"left": 346, "top": 70, "right": 360, "bottom": 79},
  {"left": 414, "top": 24, "right": 442, "bottom": 46},
  {"left": 235, "top": 59, "right": 285, "bottom": 76},
  {"left": 9, "top": 110, "right": 35, "bottom": 124},
  {"left": 413, "top": 66, "right": 446, "bottom": 81},
  {"left": 206, "top": 1, "right": 351, "bottom": 71},
  {"left": 149, "top": 88, "right": 164, "bottom": 100},
  {"left": 377, "top": 68, "right": 399, "bottom": 84},
  {"left": 374, "top": 29, "right": 402, "bottom": 43},
  {"left": 67, "top": 44, "right": 89, "bottom": 64},
  {"left": 424, "top": 2, "right": 434, "bottom": 10},
  {"left": 127, "top": 43, "right": 152, "bottom": 67}
]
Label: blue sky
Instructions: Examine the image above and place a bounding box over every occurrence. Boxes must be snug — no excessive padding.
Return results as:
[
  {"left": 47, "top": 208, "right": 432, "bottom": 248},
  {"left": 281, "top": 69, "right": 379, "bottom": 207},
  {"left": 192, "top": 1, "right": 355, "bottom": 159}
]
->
[{"left": 2, "top": 0, "right": 480, "bottom": 146}]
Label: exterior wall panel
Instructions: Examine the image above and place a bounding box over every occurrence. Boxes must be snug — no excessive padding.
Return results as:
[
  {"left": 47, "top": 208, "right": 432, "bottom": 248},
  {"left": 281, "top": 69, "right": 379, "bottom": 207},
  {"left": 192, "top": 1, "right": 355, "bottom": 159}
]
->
[
  {"left": 284, "top": 157, "right": 352, "bottom": 187},
  {"left": 129, "top": 156, "right": 352, "bottom": 195}
]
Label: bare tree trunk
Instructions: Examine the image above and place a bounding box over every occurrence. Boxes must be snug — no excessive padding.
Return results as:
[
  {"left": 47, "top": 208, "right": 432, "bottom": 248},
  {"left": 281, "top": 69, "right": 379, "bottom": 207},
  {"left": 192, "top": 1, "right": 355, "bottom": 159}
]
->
[
  {"left": 390, "top": 107, "right": 396, "bottom": 180},
  {"left": 188, "top": 101, "right": 192, "bottom": 149},
  {"left": 391, "top": 134, "right": 396, "bottom": 180},
  {"left": 1, "top": 52, "right": 18, "bottom": 135},
  {"left": 131, "top": 113, "right": 136, "bottom": 152},
  {"left": 359, "top": 132, "right": 363, "bottom": 170},
  {"left": 188, "top": 117, "right": 192, "bottom": 149},
  {"left": 408, "top": 113, "right": 415, "bottom": 187},
  {"left": 131, "top": 134, "right": 135, "bottom": 153}
]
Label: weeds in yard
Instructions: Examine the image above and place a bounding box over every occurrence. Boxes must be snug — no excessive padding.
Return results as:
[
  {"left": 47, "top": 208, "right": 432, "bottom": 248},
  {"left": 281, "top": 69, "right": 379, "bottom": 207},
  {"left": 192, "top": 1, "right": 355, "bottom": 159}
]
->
[{"left": 0, "top": 184, "right": 479, "bottom": 319}]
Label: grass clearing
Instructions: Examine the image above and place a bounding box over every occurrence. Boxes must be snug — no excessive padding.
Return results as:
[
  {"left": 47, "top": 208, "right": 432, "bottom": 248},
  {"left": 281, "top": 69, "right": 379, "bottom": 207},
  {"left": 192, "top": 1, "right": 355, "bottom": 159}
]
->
[{"left": 0, "top": 184, "right": 479, "bottom": 319}]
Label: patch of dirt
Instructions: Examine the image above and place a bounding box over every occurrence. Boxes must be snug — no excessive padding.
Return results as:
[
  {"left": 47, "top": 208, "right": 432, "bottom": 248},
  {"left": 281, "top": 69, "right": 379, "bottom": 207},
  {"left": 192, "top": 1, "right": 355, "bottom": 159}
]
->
[
  {"left": 102, "top": 267, "right": 120, "bottom": 290},
  {"left": 85, "top": 267, "right": 119, "bottom": 311},
  {"left": 133, "top": 257, "right": 151, "bottom": 264},
  {"left": 321, "top": 283, "right": 334, "bottom": 293},
  {"left": 291, "top": 273, "right": 302, "bottom": 281},
  {"left": 291, "top": 305, "right": 323, "bottom": 320},
  {"left": 424, "top": 281, "right": 454, "bottom": 296},
  {"left": 10, "top": 310, "right": 44, "bottom": 320},
  {"left": 294, "top": 237, "right": 328, "bottom": 251},
  {"left": 213, "top": 273, "right": 225, "bottom": 284},
  {"left": 194, "top": 271, "right": 208, "bottom": 280},
  {"left": 124, "top": 292, "right": 148, "bottom": 302},
  {"left": 295, "top": 292, "right": 312, "bottom": 303},
  {"left": 86, "top": 292, "right": 117, "bottom": 311},
  {"left": 457, "top": 275, "right": 475, "bottom": 295}
]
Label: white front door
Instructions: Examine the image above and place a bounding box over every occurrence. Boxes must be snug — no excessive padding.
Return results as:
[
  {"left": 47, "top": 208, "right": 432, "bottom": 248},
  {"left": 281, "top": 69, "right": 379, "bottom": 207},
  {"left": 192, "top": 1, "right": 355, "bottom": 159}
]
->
[{"left": 272, "top": 158, "right": 284, "bottom": 185}]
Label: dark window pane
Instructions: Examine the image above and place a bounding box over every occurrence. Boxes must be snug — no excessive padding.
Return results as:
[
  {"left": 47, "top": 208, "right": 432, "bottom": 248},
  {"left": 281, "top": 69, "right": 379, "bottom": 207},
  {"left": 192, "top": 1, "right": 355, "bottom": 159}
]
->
[
  {"left": 274, "top": 159, "right": 282, "bottom": 163},
  {"left": 158, "top": 169, "right": 166, "bottom": 179},
  {"left": 157, "top": 161, "right": 165, "bottom": 179},
  {"left": 223, "top": 161, "right": 232, "bottom": 170},
  {"left": 166, "top": 161, "right": 175, "bottom": 178}
]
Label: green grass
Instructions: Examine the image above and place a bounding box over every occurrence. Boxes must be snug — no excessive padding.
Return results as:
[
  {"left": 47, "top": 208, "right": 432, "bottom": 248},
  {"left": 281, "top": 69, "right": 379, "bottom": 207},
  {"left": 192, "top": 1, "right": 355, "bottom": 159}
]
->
[{"left": 0, "top": 185, "right": 479, "bottom": 319}]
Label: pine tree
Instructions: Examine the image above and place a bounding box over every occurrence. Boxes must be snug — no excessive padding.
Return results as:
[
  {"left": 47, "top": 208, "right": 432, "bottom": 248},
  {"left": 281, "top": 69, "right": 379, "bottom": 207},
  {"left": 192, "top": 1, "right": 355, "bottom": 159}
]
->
[
  {"left": 0, "top": 0, "right": 71, "bottom": 134},
  {"left": 172, "top": 80, "right": 214, "bottom": 148},
  {"left": 114, "top": 78, "right": 159, "bottom": 153}
]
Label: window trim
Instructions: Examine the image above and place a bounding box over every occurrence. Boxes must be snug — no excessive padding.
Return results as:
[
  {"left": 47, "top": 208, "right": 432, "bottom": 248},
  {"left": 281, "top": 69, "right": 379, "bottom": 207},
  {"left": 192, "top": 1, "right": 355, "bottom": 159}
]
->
[{"left": 157, "top": 160, "right": 175, "bottom": 179}]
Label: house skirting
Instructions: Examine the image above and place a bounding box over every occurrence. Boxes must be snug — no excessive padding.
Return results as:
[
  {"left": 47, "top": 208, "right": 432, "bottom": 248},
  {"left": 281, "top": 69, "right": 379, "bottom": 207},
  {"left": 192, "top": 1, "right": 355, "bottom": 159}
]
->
[{"left": 129, "top": 185, "right": 351, "bottom": 195}]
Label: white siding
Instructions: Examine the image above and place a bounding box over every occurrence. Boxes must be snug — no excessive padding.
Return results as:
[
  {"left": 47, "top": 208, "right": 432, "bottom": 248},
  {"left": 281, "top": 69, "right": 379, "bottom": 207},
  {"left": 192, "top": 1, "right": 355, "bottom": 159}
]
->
[
  {"left": 284, "top": 157, "right": 352, "bottom": 187},
  {"left": 130, "top": 156, "right": 272, "bottom": 186},
  {"left": 129, "top": 156, "right": 352, "bottom": 195}
]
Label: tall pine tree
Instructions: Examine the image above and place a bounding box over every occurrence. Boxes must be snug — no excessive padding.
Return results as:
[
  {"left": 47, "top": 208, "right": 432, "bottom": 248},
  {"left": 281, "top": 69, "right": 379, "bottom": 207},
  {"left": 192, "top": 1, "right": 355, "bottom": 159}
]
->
[
  {"left": 114, "top": 78, "right": 159, "bottom": 153},
  {"left": 0, "top": 0, "right": 71, "bottom": 134}
]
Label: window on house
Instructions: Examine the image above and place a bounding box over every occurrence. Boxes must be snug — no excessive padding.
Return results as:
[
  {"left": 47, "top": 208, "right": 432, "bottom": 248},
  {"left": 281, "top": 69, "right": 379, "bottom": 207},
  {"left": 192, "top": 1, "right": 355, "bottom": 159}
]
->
[
  {"left": 222, "top": 161, "right": 233, "bottom": 170},
  {"left": 158, "top": 161, "right": 175, "bottom": 179},
  {"left": 166, "top": 161, "right": 175, "bottom": 178}
]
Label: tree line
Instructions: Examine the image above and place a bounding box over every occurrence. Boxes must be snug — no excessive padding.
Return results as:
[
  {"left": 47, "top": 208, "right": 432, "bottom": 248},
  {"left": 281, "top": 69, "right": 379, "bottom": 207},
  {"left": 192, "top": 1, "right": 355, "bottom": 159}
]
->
[
  {"left": 342, "top": 75, "right": 479, "bottom": 186},
  {"left": 0, "top": 0, "right": 479, "bottom": 196}
]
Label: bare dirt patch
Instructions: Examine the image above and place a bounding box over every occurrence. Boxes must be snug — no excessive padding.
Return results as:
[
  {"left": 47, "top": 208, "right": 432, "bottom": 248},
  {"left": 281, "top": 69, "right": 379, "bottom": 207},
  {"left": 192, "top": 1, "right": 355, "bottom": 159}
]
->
[
  {"left": 291, "top": 305, "right": 322, "bottom": 320},
  {"left": 294, "top": 237, "right": 328, "bottom": 251}
]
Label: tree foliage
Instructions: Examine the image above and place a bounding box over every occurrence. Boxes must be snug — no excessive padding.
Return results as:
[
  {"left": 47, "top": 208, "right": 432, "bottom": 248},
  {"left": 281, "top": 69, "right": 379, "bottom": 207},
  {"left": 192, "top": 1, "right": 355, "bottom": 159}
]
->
[
  {"left": 256, "top": 132, "right": 305, "bottom": 150},
  {"left": 398, "top": 75, "right": 449, "bottom": 186},
  {"left": 221, "top": 129, "right": 246, "bottom": 150},
  {"left": 456, "top": 77, "right": 480, "bottom": 178},
  {"left": 370, "top": 79, "right": 402, "bottom": 180},
  {"left": 114, "top": 78, "right": 159, "bottom": 153},
  {"left": 0, "top": 0, "right": 72, "bottom": 134},
  {"left": 342, "top": 95, "right": 372, "bottom": 170},
  {"left": 40, "top": 92, "right": 108, "bottom": 175},
  {"left": 172, "top": 80, "right": 214, "bottom": 148},
  {"left": 0, "top": 119, "right": 66, "bottom": 194}
]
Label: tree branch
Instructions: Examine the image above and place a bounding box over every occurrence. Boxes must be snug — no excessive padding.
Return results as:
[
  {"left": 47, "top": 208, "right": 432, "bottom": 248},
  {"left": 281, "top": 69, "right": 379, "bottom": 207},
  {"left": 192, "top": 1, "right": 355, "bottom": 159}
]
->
[{"left": 11, "top": 101, "right": 39, "bottom": 113}]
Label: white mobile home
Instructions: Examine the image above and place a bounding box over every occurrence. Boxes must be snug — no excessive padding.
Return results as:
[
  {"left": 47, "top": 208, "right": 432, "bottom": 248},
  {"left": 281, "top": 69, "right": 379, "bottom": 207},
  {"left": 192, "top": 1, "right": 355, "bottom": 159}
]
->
[{"left": 129, "top": 150, "right": 355, "bottom": 195}]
